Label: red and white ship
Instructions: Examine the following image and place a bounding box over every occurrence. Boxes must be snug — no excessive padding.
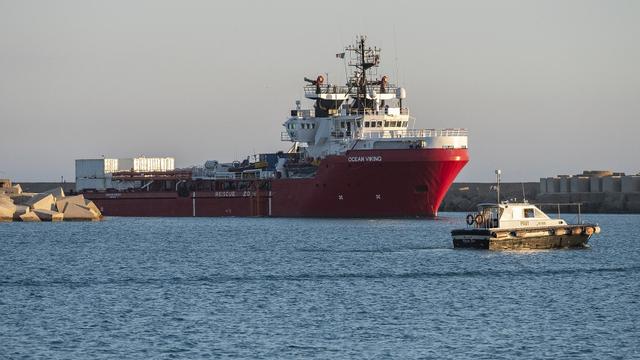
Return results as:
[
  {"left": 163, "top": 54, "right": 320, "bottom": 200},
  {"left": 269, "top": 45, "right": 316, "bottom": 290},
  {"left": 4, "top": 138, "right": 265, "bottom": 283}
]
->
[{"left": 81, "top": 36, "right": 469, "bottom": 217}]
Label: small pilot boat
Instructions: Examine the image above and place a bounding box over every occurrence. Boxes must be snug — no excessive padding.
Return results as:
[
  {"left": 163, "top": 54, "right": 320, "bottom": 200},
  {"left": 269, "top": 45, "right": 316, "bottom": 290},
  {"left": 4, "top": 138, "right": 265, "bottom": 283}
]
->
[
  {"left": 451, "top": 170, "right": 600, "bottom": 250},
  {"left": 451, "top": 202, "right": 601, "bottom": 250}
]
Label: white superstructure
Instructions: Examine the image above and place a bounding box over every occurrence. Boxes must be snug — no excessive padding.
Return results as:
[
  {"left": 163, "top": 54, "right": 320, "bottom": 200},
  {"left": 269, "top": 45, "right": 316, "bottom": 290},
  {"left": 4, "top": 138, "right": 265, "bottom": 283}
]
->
[{"left": 282, "top": 35, "right": 468, "bottom": 159}]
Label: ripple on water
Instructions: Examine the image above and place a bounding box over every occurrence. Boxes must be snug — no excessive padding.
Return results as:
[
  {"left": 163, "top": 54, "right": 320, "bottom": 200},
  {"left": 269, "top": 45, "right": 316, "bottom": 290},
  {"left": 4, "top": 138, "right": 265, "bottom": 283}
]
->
[{"left": 0, "top": 214, "right": 638, "bottom": 359}]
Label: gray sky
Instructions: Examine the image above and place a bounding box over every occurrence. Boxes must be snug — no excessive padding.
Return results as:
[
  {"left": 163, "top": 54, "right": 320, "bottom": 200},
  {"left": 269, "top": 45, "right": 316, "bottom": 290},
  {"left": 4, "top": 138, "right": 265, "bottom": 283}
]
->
[{"left": 1, "top": 0, "right": 639, "bottom": 182}]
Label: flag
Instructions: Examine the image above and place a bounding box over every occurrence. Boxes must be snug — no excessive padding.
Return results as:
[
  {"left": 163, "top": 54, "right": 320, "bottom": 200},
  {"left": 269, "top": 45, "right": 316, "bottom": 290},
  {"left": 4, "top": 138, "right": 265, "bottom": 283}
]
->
[{"left": 336, "top": 52, "right": 345, "bottom": 59}]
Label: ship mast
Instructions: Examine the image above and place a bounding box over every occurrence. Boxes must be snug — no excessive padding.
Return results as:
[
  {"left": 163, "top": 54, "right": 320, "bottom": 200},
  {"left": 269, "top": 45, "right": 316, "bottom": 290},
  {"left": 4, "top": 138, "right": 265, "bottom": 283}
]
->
[{"left": 345, "top": 35, "right": 381, "bottom": 114}]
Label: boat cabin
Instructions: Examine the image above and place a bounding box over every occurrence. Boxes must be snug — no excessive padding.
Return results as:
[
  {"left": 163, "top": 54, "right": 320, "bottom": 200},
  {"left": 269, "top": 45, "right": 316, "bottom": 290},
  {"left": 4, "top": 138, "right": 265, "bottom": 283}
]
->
[{"left": 474, "top": 202, "right": 566, "bottom": 230}]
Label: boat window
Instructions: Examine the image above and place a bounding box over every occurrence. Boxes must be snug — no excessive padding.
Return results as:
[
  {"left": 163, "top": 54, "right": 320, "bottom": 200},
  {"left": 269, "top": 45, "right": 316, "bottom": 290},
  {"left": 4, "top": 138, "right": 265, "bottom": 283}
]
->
[
  {"left": 356, "top": 121, "right": 361, "bottom": 127},
  {"left": 402, "top": 121, "right": 408, "bottom": 127},
  {"left": 377, "top": 121, "right": 383, "bottom": 127},
  {"left": 364, "top": 121, "right": 370, "bottom": 128},
  {"left": 340, "top": 122, "right": 345, "bottom": 128},
  {"left": 524, "top": 208, "right": 535, "bottom": 218},
  {"left": 312, "top": 123, "right": 316, "bottom": 129},
  {"left": 384, "top": 121, "right": 390, "bottom": 127}
]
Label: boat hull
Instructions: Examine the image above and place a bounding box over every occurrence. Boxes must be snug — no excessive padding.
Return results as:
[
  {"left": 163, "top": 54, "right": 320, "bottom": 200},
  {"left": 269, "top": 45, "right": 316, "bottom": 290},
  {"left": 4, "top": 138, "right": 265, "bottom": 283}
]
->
[
  {"left": 452, "top": 227, "right": 593, "bottom": 250},
  {"left": 84, "top": 148, "right": 468, "bottom": 218}
]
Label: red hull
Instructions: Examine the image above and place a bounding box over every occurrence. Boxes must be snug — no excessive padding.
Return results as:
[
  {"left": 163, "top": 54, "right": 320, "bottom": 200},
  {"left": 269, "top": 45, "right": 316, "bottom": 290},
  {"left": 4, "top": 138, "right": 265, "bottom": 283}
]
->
[{"left": 85, "top": 148, "right": 468, "bottom": 218}]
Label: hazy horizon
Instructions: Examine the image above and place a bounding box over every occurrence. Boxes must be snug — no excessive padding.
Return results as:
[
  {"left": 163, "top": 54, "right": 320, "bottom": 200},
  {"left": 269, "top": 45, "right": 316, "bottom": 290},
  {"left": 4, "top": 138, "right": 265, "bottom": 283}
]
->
[{"left": 1, "top": 0, "right": 639, "bottom": 182}]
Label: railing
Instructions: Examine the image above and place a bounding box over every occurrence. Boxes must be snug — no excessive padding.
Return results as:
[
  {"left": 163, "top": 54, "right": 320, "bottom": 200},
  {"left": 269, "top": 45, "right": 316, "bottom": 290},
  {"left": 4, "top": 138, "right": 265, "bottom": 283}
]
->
[
  {"left": 304, "top": 84, "right": 399, "bottom": 97},
  {"left": 282, "top": 129, "right": 468, "bottom": 142},
  {"left": 111, "top": 170, "right": 193, "bottom": 181},
  {"left": 356, "top": 128, "right": 468, "bottom": 140}
]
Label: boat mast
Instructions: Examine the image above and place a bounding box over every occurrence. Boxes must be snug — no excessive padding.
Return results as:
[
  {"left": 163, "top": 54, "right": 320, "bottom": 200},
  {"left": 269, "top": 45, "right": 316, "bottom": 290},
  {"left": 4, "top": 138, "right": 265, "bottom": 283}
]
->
[{"left": 495, "top": 169, "right": 501, "bottom": 204}]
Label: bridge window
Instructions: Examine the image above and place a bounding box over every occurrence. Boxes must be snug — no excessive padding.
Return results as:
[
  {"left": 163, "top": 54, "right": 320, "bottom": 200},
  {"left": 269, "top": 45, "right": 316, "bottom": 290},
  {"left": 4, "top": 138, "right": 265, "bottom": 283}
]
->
[
  {"left": 356, "top": 121, "right": 361, "bottom": 127},
  {"left": 524, "top": 208, "right": 535, "bottom": 218},
  {"left": 312, "top": 123, "right": 316, "bottom": 129},
  {"left": 384, "top": 121, "right": 390, "bottom": 127},
  {"left": 376, "top": 121, "right": 383, "bottom": 127},
  {"left": 364, "top": 121, "right": 370, "bottom": 128},
  {"left": 402, "top": 121, "right": 408, "bottom": 127}
]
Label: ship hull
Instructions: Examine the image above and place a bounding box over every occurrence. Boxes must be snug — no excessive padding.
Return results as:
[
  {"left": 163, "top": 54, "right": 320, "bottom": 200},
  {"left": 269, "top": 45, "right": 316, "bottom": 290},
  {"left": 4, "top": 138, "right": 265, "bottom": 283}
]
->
[{"left": 85, "top": 148, "right": 468, "bottom": 218}]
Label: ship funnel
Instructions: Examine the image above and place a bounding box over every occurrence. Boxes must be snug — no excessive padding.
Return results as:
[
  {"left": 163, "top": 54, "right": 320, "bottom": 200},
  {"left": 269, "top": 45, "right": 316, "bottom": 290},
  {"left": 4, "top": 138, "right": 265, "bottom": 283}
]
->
[{"left": 396, "top": 87, "right": 407, "bottom": 99}]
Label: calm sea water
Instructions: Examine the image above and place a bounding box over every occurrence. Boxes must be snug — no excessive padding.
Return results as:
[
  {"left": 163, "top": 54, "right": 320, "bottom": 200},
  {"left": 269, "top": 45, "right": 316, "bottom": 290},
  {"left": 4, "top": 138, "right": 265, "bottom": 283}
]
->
[{"left": 1, "top": 213, "right": 638, "bottom": 359}]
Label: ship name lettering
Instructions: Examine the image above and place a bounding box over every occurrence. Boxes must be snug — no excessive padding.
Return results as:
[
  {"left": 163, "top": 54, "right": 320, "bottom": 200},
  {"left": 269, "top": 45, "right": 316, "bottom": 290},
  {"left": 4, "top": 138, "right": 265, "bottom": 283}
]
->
[
  {"left": 215, "top": 191, "right": 236, "bottom": 197},
  {"left": 347, "top": 156, "right": 383, "bottom": 163}
]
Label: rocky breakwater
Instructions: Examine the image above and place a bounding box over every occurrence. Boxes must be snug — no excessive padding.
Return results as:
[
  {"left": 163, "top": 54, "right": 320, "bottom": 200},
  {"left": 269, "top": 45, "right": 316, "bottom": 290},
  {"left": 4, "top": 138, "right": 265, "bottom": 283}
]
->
[{"left": 0, "top": 180, "right": 102, "bottom": 222}]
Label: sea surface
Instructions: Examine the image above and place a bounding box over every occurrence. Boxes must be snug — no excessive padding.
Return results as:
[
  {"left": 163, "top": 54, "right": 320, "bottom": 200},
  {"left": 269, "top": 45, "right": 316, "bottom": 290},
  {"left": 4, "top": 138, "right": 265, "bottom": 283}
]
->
[{"left": 1, "top": 213, "right": 638, "bottom": 359}]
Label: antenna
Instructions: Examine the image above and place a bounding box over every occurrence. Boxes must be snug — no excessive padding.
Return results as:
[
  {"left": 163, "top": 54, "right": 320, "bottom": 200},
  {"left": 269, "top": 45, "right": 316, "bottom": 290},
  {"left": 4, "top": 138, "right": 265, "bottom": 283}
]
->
[
  {"left": 495, "top": 169, "right": 501, "bottom": 204},
  {"left": 521, "top": 182, "right": 526, "bottom": 202},
  {"left": 393, "top": 25, "right": 400, "bottom": 85}
]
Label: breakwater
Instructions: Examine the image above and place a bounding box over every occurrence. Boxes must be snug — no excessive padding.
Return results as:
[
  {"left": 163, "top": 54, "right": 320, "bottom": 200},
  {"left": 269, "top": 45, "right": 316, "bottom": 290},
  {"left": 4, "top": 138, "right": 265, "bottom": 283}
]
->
[{"left": 441, "top": 181, "right": 640, "bottom": 213}]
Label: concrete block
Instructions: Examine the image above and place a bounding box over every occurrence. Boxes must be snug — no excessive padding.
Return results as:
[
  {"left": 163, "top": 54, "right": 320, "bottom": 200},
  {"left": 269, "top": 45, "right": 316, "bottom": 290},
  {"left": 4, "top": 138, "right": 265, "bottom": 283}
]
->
[
  {"left": 42, "top": 187, "right": 65, "bottom": 200},
  {"left": 26, "top": 193, "right": 55, "bottom": 210},
  {"left": 20, "top": 211, "right": 41, "bottom": 222},
  {"left": 0, "top": 202, "right": 16, "bottom": 220},
  {"left": 84, "top": 200, "right": 102, "bottom": 217},
  {"left": 55, "top": 195, "right": 86, "bottom": 213},
  {"left": 0, "top": 195, "right": 13, "bottom": 206},
  {"left": 12, "top": 205, "right": 30, "bottom": 220},
  {"left": 10, "top": 193, "right": 37, "bottom": 205},
  {"left": 63, "top": 203, "right": 99, "bottom": 221},
  {"left": 33, "top": 209, "right": 64, "bottom": 221}
]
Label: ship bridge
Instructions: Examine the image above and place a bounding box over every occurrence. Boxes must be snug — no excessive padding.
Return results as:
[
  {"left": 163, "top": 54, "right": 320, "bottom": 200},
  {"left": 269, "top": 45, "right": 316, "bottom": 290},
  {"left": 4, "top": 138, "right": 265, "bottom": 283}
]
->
[{"left": 282, "top": 35, "right": 468, "bottom": 159}]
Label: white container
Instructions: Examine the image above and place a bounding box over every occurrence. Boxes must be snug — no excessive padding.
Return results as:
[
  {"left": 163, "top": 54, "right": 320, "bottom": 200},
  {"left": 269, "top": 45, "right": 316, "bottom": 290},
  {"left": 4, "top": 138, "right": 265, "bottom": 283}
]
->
[
  {"left": 76, "top": 158, "right": 120, "bottom": 178},
  {"left": 76, "top": 159, "right": 106, "bottom": 178},
  {"left": 104, "top": 159, "right": 119, "bottom": 174},
  {"left": 118, "top": 157, "right": 175, "bottom": 172}
]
